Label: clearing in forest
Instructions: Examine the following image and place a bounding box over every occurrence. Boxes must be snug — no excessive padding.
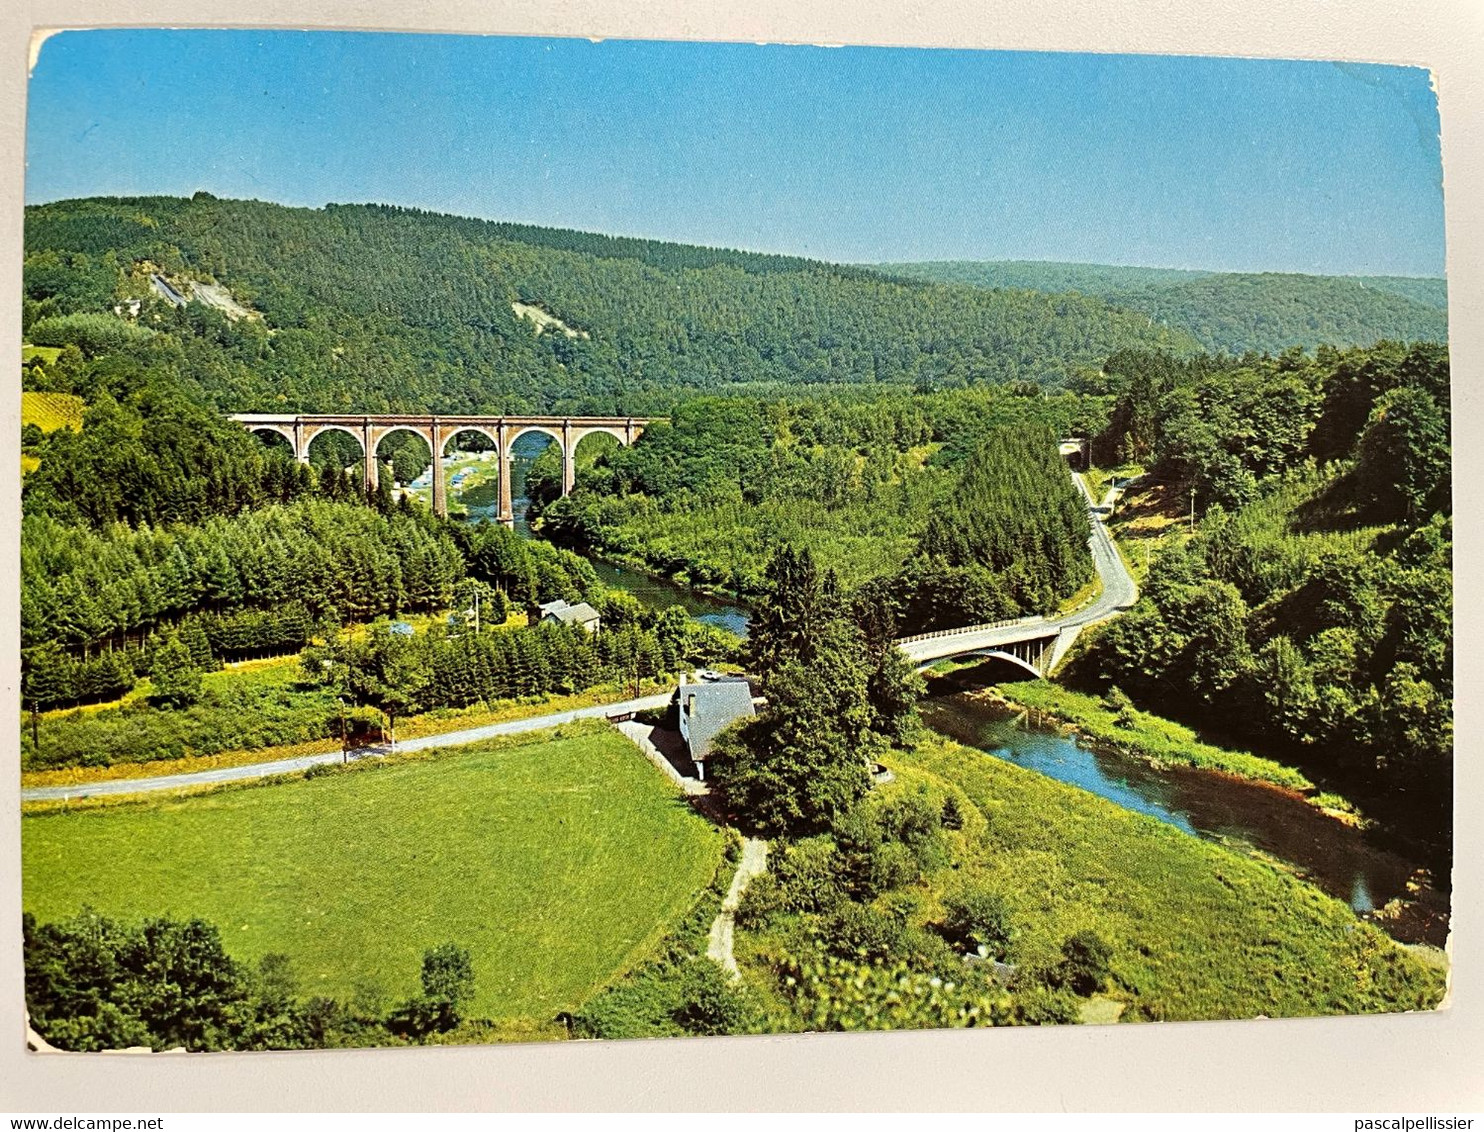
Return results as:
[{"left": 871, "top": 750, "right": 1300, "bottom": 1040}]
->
[{"left": 22, "top": 390, "right": 85, "bottom": 433}]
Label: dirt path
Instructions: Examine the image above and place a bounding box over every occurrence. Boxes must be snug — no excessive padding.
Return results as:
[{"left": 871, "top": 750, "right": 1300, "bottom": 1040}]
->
[{"left": 707, "top": 837, "right": 768, "bottom": 979}]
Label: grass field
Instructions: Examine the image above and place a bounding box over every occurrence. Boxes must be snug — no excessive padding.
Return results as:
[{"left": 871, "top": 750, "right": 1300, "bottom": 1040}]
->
[
  {"left": 22, "top": 723, "right": 726, "bottom": 1022},
  {"left": 21, "top": 390, "right": 85, "bottom": 432},
  {"left": 22, "top": 345, "right": 63, "bottom": 365},
  {"left": 21, "top": 389, "right": 85, "bottom": 474},
  {"left": 889, "top": 734, "right": 1441, "bottom": 1020}
]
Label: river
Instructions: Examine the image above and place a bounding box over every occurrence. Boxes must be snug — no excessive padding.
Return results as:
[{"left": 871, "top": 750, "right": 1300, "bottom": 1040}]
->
[
  {"left": 449, "top": 447, "right": 751, "bottom": 636},
  {"left": 921, "top": 679, "right": 1449, "bottom": 947}
]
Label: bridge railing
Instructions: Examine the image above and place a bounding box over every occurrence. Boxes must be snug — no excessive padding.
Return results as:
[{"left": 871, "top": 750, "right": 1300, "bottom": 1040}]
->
[{"left": 895, "top": 614, "right": 1046, "bottom": 646}]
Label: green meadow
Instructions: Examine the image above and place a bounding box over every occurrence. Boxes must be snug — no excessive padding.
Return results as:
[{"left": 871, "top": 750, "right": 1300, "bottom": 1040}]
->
[{"left": 22, "top": 723, "right": 726, "bottom": 1022}]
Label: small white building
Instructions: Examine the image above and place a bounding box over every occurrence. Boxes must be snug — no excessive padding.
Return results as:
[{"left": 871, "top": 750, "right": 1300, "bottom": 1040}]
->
[
  {"left": 539, "top": 598, "right": 601, "bottom": 633},
  {"left": 676, "top": 674, "right": 756, "bottom": 780}
]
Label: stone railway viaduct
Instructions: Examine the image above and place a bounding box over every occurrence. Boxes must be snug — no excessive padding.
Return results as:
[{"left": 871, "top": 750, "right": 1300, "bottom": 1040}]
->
[{"left": 232, "top": 413, "right": 651, "bottom": 524}]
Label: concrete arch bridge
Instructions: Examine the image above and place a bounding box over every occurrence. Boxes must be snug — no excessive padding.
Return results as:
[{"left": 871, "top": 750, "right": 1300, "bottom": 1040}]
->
[{"left": 231, "top": 413, "right": 652, "bottom": 523}]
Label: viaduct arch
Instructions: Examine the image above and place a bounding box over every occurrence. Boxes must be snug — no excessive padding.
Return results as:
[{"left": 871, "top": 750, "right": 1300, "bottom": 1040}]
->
[{"left": 231, "top": 413, "right": 652, "bottom": 525}]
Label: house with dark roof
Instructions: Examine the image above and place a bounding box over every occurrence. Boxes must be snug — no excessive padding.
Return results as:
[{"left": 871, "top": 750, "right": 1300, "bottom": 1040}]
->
[
  {"left": 675, "top": 674, "right": 756, "bottom": 780},
  {"left": 538, "top": 599, "right": 601, "bottom": 633}
]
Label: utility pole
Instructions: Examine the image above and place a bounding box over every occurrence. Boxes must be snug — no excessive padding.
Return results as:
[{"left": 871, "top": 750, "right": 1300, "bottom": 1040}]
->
[
  {"left": 323, "top": 658, "right": 348, "bottom": 763},
  {"left": 461, "top": 589, "right": 482, "bottom": 636}
]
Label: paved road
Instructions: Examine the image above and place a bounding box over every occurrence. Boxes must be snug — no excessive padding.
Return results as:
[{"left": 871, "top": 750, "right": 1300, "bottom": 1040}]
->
[
  {"left": 897, "top": 470, "right": 1139, "bottom": 665},
  {"left": 21, "top": 692, "right": 674, "bottom": 803},
  {"left": 1062, "top": 470, "right": 1141, "bottom": 627}
]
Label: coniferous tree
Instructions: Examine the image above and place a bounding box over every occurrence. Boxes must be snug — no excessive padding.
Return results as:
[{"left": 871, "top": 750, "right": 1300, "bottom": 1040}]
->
[{"left": 151, "top": 634, "right": 202, "bottom": 708}]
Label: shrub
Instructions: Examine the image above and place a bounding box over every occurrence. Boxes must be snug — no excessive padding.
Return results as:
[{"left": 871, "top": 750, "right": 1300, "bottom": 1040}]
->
[
  {"left": 940, "top": 793, "right": 966, "bottom": 830},
  {"left": 387, "top": 942, "right": 476, "bottom": 1039},
  {"left": 941, "top": 883, "right": 1014, "bottom": 957},
  {"left": 670, "top": 959, "right": 759, "bottom": 1036},
  {"left": 734, "top": 872, "right": 783, "bottom": 929},
  {"left": 830, "top": 804, "right": 885, "bottom": 898},
  {"left": 632, "top": 705, "right": 669, "bottom": 728},
  {"left": 572, "top": 958, "right": 757, "bottom": 1039},
  {"left": 1012, "top": 982, "right": 1083, "bottom": 1025},
  {"left": 891, "top": 915, "right": 961, "bottom": 977},
  {"left": 420, "top": 942, "right": 475, "bottom": 1006},
  {"left": 1054, "top": 930, "right": 1113, "bottom": 996},
  {"left": 777, "top": 950, "right": 1016, "bottom": 1032},
  {"left": 569, "top": 971, "right": 678, "bottom": 1040},
  {"left": 867, "top": 840, "right": 921, "bottom": 894},
  {"left": 772, "top": 837, "right": 844, "bottom": 913},
  {"left": 1102, "top": 685, "right": 1138, "bottom": 730},
  {"left": 822, "top": 903, "right": 907, "bottom": 962},
  {"left": 150, "top": 635, "right": 202, "bottom": 709},
  {"left": 878, "top": 789, "right": 942, "bottom": 852}
]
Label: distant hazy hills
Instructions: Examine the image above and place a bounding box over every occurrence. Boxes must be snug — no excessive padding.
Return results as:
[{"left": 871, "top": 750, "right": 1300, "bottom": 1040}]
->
[
  {"left": 875, "top": 260, "right": 1447, "bottom": 355},
  {"left": 22, "top": 196, "right": 1449, "bottom": 416}
]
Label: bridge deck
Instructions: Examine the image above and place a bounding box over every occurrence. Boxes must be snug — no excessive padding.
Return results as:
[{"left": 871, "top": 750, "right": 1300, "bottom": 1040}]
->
[
  {"left": 897, "top": 618, "right": 1059, "bottom": 665},
  {"left": 230, "top": 412, "right": 652, "bottom": 427},
  {"left": 892, "top": 469, "right": 1139, "bottom": 673}
]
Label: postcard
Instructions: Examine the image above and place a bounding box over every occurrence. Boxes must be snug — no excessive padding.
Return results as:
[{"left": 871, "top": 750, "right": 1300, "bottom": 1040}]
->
[{"left": 9, "top": 21, "right": 1464, "bottom": 1106}]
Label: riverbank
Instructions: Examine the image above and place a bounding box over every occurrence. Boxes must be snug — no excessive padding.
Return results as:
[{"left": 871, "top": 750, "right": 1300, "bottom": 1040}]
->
[
  {"left": 893, "top": 732, "right": 1445, "bottom": 1019},
  {"left": 542, "top": 534, "right": 755, "bottom": 611},
  {"left": 578, "top": 550, "right": 751, "bottom": 635},
  {"left": 929, "top": 668, "right": 1346, "bottom": 808},
  {"left": 920, "top": 671, "right": 1451, "bottom": 948}
]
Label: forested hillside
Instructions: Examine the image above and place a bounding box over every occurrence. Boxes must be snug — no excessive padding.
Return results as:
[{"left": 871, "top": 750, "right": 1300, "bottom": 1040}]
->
[
  {"left": 1079, "top": 340, "right": 1452, "bottom": 850},
  {"left": 880, "top": 261, "right": 1447, "bottom": 355},
  {"left": 879, "top": 261, "right": 1213, "bottom": 295},
  {"left": 538, "top": 387, "right": 1099, "bottom": 621},
  {"left": 23, "top": 196, "right": 1195, "bottom": 414}
]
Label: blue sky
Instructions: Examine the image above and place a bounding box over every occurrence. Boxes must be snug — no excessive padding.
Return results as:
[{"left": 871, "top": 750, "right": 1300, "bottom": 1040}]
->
[{"left": 25, "top": 30, "right": 1446, "bottom": 275}]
